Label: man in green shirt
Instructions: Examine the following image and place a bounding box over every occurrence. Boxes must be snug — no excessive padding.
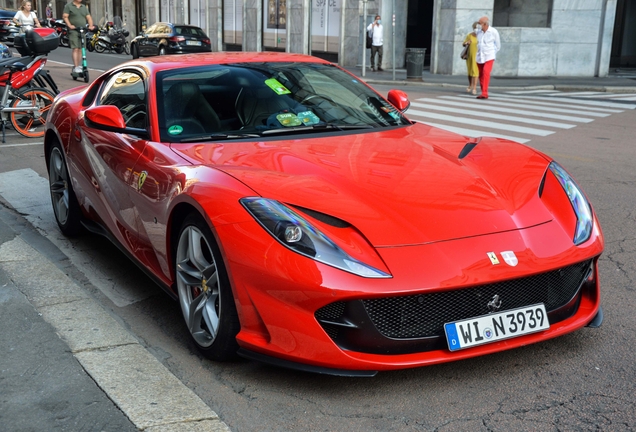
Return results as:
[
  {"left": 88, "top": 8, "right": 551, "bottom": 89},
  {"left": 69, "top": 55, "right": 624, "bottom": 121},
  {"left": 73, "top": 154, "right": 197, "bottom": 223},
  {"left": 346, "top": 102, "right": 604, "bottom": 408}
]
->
[{"left": 62, "top": 0, "right": 95, "bottom": 74}]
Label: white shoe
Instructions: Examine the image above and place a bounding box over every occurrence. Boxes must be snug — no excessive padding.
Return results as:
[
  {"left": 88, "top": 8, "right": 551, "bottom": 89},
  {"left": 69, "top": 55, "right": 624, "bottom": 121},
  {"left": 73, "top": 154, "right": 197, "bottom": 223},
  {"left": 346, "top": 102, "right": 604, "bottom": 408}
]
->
[{"left": 73, "top": 66, "right": 82, "bottom": 73}]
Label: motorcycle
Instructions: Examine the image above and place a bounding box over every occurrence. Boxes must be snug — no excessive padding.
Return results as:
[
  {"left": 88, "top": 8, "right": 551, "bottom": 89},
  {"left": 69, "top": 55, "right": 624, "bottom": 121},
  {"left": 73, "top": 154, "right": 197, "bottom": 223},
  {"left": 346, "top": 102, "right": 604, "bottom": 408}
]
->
[
  {"left": 52, "top": 19, "right": 69, "bottom": 47},
  {"left": 0, "top": 28, "right": 60, "bottom": 141},
  {"left": 95, "top": 16, "right": 129, "bottom": 54}
]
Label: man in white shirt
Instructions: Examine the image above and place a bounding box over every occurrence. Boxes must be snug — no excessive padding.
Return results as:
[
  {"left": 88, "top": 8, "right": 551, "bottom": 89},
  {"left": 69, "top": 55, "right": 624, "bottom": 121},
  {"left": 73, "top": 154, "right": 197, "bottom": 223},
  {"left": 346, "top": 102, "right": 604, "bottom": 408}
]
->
[
  {"left": 367, "top": 15, "right": 383, "bottom": 72},
  {"left": 475, "top": 16, "right": 500, "bottom": 99}
]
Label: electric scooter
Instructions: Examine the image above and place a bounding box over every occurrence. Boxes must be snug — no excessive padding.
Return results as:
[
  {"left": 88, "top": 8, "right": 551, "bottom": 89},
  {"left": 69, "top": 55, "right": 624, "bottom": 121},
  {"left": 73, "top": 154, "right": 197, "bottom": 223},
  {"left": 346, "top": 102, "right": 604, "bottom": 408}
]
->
[{"left": 70, "top": 26, "right": 92, "bottom": 83}]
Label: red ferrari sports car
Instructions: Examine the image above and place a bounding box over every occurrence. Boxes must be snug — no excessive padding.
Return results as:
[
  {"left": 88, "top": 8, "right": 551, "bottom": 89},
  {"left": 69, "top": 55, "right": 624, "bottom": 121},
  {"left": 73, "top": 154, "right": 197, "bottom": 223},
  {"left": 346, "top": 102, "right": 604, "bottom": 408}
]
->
[{"left": 45, "top": 52, "right": 603, "bottom": 376}]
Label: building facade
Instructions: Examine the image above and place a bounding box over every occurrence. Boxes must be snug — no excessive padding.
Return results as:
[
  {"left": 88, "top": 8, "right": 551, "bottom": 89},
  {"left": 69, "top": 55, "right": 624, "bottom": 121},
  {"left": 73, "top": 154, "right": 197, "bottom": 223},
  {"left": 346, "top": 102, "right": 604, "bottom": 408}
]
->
[{"left": 3, "top": 0, "right": 634, "bottom": 76}]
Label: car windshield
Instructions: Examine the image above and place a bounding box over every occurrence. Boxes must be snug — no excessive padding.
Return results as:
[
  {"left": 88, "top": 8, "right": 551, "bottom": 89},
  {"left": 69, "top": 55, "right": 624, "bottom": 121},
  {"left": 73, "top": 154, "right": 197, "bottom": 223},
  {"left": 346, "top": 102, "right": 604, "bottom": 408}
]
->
[{"left": 156, "top": 62, "right": 410, "bottom": 143}]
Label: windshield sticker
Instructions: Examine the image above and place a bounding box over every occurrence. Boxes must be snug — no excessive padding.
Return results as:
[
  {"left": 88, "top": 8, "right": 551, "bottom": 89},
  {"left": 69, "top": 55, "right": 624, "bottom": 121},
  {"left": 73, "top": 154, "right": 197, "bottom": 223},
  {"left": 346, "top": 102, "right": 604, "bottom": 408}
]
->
[
  {"left": 265, "top": 78, "right": 291, "bottom": 95},
  {"left": 168, "top": 125, "right": 183, "bottom": 135},
  {"left": 276, "top": 113, "right": 302, "bottom": 127},
  {"left": 297, "top": 111, "right": 320, "bottom": 126}
]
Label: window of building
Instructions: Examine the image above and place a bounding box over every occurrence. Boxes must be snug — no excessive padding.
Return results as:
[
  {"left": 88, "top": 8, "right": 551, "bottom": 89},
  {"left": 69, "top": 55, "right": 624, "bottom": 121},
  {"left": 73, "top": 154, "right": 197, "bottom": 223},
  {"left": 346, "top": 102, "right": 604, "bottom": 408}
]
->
[{"left": 493, "top": 0, "right": 552, "bottom": 28}]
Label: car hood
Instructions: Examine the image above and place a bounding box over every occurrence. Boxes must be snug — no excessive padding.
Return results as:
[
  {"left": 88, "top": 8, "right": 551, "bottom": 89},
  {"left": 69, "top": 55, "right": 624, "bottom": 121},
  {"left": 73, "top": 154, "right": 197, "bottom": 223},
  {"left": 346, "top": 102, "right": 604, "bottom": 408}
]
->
[{"left": 171, "top": 123, "right": 553, "bottom": 246}]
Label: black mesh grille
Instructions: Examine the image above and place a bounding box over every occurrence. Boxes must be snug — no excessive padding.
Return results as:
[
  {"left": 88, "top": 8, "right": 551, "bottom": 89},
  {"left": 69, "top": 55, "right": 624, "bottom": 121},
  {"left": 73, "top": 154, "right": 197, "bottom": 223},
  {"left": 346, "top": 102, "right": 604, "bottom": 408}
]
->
[
  {"left": 356, "top": 260, "right": 591, "bottom": 339},
  {"left": 315, "top": 302, "right": 346, "bottom": 321}
]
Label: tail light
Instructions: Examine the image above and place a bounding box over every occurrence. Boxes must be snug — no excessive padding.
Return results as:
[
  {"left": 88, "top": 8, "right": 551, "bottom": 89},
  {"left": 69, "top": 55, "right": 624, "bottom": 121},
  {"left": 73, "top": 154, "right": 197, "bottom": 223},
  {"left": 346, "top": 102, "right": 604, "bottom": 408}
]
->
[
  {"left": 203, "top": 38, "right": 210, "bottom": 44},
  {"left": 169, "top": 36, "right": 185, "bottom": 43}
]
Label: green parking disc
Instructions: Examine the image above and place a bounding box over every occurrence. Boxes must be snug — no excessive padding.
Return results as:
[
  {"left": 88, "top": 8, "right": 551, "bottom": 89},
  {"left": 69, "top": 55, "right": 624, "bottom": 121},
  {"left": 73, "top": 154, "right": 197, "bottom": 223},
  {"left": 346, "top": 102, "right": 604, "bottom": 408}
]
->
[{"left": 168, "top": 125, "right": 183, "bottom": 135}]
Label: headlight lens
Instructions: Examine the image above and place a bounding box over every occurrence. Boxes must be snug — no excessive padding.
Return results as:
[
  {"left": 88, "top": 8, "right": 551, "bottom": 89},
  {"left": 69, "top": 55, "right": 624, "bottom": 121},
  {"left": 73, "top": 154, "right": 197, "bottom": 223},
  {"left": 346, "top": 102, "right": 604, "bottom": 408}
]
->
[
  {"left": 241, "top": 197, "right": 391, "bottom": 278},
  {"left": 549, "top": 162, "right": 593, "bottom": 245}
]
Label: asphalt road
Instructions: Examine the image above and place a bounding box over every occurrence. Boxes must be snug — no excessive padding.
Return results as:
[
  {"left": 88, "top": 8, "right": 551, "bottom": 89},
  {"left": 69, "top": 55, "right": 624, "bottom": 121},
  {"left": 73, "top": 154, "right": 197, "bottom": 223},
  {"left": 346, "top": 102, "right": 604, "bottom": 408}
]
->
[{"left": 0, "top": 50, "right": 635, "bottom": 431}]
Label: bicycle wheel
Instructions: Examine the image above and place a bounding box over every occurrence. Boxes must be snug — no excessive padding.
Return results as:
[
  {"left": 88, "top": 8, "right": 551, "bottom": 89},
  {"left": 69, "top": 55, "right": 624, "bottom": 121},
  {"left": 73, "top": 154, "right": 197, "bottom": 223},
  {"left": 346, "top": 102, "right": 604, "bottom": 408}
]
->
[{"left": 9, "top": 88, "right": 55, "bottom": 138}]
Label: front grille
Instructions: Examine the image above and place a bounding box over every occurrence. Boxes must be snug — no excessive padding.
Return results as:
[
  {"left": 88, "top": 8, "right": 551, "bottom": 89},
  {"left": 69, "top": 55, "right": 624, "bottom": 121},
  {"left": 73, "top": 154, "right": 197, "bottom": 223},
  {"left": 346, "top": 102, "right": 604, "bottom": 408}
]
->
[
  {"left": 315, "top": 260, "right": 592, "bottom": 348},
  {"left": 361, "top": 260, "right": 591, "bottom": 339}
]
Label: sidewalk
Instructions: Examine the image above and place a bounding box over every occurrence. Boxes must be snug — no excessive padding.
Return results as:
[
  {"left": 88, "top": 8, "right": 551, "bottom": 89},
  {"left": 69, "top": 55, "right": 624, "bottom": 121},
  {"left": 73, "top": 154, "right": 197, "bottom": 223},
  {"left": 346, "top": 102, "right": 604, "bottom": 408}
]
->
[{"left": 343, "top": 65, "right": 636, "bottom": 93}]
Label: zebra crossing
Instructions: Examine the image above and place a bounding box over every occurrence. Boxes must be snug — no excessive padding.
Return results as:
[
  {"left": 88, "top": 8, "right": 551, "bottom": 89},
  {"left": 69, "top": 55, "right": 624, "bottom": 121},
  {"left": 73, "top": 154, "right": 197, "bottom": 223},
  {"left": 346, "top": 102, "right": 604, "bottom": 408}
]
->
[{"left": 407, "top": 90, "right": 636, "bottom": 144}]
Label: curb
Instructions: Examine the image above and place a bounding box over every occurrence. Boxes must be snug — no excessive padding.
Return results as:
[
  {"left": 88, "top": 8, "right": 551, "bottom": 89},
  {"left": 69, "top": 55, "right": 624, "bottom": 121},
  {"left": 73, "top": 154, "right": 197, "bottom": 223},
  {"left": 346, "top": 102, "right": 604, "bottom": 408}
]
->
[{"left": 0, "top": 235, "right": 231, "bottom": 432}]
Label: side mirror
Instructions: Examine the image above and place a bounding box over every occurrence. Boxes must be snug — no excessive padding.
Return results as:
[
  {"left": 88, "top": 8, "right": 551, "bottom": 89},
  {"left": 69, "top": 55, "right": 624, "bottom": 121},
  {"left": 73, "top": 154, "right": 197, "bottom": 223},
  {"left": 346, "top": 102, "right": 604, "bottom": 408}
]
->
[
  {"left": 387, "top": 89, "right": 410, "bottom": 112},
  {"left": 84, "top": 105, "right": 148, "bottom": 138}
]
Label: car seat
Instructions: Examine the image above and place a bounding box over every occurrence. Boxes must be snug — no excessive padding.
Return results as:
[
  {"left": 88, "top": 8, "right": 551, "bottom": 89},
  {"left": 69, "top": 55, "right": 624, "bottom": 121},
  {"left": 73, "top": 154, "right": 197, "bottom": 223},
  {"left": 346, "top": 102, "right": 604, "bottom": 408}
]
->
[{"left": 164, "top": 82, "right": 221, "bottom": 135}]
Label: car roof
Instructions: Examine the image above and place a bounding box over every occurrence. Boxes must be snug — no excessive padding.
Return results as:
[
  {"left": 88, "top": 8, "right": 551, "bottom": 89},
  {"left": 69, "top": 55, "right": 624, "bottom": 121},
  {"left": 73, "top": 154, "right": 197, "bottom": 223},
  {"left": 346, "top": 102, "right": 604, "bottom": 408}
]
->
[{"left": 128, "top": 51, "right": 332, "bottom": 73}]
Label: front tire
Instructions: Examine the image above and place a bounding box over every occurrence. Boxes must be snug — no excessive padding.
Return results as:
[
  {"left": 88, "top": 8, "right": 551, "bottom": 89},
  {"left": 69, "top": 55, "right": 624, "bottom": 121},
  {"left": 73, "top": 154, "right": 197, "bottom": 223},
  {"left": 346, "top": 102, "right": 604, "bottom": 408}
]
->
[
  {"left": 95, "top": 41, "right": 106, "bottom": 53},
  {"left": 131, "top": 42, "right": 139, "bottom": 58},
  {"left": 175, "top": 214, "right": 240, "bottom": 361},
  {"left": 48, "top": 141, "right": 82, "bottom": 236}
]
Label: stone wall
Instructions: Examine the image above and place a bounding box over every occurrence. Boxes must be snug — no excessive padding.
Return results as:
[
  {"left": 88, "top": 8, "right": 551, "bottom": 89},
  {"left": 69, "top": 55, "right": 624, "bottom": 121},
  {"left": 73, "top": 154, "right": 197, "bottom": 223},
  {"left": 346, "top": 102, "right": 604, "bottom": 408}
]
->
[{"left": 434, "top": 0, "right": 616, "bottom": 77}]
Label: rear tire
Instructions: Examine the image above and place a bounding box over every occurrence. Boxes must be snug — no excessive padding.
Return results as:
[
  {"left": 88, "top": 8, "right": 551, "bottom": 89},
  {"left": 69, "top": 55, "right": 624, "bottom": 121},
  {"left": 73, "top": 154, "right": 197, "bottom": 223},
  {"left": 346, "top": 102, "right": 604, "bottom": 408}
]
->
[
  {"left": 83, "top": 68, "right": 89, "bottom": 83},
  {"left": 95, "top": 41, "right": 106, "bottom": 53},
  {"left": 48, "top": 141, "right": 82, "bottom": 236},
  {"left": 60, "top": 34, "right": 69, "bottom": 47},
  {"left": 10, "top": 88, "right": 55, "bottom": 138},
  {"left": 123, "top": 41, "right": 130, "bottom": 55}
]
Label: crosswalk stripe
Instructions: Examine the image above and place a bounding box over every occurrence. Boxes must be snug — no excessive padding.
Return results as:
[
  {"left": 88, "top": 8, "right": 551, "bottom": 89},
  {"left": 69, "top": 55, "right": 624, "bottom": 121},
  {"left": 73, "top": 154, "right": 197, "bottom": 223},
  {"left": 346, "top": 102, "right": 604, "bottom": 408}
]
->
[
  {"left": 410, "top": 101, "right": 575, "bottom": 129},
  {"left": 439, "top": 95, "right": 611, "bottom": 117},
  {"left": 414, "top": 98, "right": 593, "bottom": 123},
  {"left": 490, "top": 93, "right": 633, "bottom": 110},
  {"left": 544, "top": 91, "right": 601, "bottom": 97},
  {"left": 406, "top": 108, "right": 555, "bottom": 136},
  {"left": 574, "top": 93, "right": 636, "bottom": 100},
  {"left": 504, "top": 90, "right": 561, "bottom": 94},
  {"left": 482, "top": 94, "right": 621, "bottom": 113},
  {"left": 414, "top": 120, "right": 530, "bottom": 143}
]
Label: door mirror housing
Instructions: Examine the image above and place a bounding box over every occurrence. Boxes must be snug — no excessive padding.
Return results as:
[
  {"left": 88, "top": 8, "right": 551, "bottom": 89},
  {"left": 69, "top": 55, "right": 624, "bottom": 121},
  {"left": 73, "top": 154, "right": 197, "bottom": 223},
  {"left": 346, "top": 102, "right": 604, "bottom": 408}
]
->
[{"left": 387, "top": 89, "right": 410, "bottom": 112}]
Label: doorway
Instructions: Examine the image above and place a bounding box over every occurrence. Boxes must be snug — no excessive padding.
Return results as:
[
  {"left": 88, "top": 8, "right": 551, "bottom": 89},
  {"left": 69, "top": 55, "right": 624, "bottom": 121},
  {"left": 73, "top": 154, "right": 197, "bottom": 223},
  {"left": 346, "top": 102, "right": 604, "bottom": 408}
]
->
[{"left": 406, "top": 0, "right": 434, "bottom": 66}]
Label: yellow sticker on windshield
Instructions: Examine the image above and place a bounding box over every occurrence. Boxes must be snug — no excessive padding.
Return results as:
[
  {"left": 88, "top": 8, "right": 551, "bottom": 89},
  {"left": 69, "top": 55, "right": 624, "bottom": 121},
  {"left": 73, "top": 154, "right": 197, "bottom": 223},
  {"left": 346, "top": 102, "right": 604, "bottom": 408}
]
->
[{"left": 265, "top": 78, "right": 291, "bottom": 95}]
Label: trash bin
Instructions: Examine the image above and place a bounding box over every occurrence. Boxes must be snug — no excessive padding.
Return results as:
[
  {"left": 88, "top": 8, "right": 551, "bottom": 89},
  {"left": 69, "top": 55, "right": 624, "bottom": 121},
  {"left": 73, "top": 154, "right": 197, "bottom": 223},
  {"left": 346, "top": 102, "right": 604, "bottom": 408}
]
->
[{"left": 405, "top": 48, "right": 426, "bottom": 79}]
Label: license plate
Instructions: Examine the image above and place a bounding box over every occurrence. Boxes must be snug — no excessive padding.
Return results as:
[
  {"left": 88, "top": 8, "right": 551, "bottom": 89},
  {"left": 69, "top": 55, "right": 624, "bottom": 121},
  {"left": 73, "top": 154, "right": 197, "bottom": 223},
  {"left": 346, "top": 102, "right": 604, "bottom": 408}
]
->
[
  {"left": 186, "top": 40, "right": 201, "bottom": 46},
  {"left": 444, "top": 304, "right": 549, "bottom": 351}
]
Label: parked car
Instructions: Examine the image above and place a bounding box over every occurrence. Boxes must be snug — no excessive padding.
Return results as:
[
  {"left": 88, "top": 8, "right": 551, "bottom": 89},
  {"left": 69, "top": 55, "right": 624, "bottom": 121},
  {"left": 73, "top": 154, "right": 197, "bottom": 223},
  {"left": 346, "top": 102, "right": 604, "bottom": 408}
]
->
[
  {"left": 0, "top": 9, "right": 17, "bottom": 44},
  {"left": 130, "top": 22, "right": 211, "bottom": 58},
  {"left": 44, "top": 52, "right": 604, "bottom": 376}
]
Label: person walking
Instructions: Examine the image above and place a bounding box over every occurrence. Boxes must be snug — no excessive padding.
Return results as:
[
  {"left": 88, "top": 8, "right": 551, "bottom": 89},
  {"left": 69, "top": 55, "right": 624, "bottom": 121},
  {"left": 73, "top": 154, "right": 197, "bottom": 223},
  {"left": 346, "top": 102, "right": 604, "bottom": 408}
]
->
[
  {"left": 475, "top": 16, "right": 500, "bottom": 99},
  {"left": 13, "top": 1, "right": 42, "bottom": 29},
  {"left": 462, "top": 22, "right": 479, "bottom": 95},
  {"left": 63, "top": 0, "right": 95, "bottom": 75},
  {"left": 367, "top": 15, "right": 383, "bottom": 72}
]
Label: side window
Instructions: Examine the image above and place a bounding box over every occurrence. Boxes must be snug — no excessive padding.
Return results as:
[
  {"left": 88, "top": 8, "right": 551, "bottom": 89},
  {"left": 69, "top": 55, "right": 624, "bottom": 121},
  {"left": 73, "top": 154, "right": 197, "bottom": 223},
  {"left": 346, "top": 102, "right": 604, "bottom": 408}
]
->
[{"left": 99, "top": 71, "right": 148, "bottom": 129}]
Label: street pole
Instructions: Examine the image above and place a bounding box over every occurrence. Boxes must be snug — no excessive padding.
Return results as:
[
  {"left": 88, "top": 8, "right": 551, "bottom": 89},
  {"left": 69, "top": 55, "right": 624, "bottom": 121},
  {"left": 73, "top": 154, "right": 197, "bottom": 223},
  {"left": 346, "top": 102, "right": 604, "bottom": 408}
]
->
[
  {"left": 392, "top": 0, "right": 395, "bottom": 81},
  {"left": 362, "top": 0, "right": 367, "bottom": 78}
]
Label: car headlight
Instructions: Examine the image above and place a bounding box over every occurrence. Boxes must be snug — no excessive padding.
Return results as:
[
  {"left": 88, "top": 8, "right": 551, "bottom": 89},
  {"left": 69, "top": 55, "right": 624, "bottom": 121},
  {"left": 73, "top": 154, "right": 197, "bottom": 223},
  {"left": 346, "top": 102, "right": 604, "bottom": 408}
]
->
[
  {"left": 241, "top": 197, "right": 391, "bottom": 278},
  {"left": 549, "top": 162, "right": 593, "bottom": 245}
]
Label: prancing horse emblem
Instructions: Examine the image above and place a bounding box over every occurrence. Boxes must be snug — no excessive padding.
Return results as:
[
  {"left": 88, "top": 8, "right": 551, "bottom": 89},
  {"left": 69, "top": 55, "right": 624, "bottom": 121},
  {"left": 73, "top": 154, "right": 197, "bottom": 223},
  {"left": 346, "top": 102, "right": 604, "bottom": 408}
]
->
[
  {"left": 137, "top": 171, "right": 148, "bottom": 191},
  {"left": 487, "top": 294, "right": 502, "bottom": 312}
]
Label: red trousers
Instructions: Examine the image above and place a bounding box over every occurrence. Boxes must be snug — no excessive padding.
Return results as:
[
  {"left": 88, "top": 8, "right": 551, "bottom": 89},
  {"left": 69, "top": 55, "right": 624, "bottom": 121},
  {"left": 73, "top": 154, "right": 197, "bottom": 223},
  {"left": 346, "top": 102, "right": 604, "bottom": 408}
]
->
[{"left": 477, "top": 60, "right": 495, "bottom": 97}]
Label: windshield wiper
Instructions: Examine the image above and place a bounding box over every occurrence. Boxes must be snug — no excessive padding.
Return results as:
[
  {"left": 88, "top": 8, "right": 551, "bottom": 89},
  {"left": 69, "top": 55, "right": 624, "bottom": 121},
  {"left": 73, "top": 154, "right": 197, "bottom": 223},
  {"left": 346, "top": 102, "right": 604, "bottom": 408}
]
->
[
  {"left": 261, "top": 124, "right": 373, "bottom": 136},
  {"left": 178, "top": 133, "right": 261, "bottom": 143}
]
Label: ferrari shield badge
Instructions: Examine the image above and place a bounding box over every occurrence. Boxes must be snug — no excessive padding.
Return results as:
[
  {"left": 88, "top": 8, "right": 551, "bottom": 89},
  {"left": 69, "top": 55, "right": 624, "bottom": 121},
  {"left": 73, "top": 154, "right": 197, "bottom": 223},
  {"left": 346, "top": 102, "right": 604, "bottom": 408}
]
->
[
  {"left": 487, "top": 252, "right": 500, "bottom": 265},
  {"left": 501, "top": 251, "right": 518, "bottom": 266},
  {"left": 138, "top": 171, "right": 148, "bottom": 191}
]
